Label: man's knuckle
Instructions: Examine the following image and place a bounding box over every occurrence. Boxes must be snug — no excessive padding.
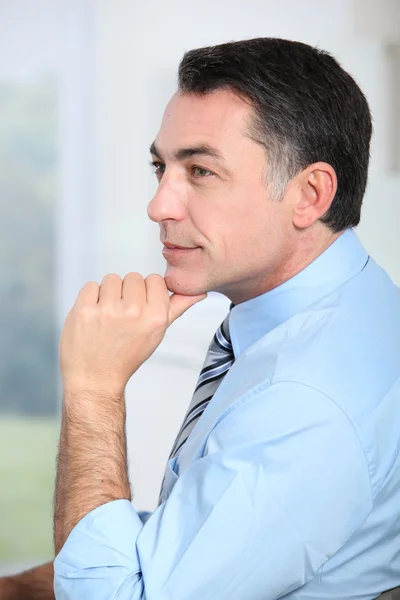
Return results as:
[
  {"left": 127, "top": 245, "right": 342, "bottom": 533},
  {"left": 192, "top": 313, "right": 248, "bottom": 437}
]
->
[
  {"left": 150, "top": 311, "right": 168, "bottom": 328},
  {"left": 126, "top": 304, "right": 141, "bottom": 319},
  {"left": 99, "top": 304, "right": 117, "bottom": 319},
  {"left": 79, "top": 305, "right": 95, "bottom": 320}
]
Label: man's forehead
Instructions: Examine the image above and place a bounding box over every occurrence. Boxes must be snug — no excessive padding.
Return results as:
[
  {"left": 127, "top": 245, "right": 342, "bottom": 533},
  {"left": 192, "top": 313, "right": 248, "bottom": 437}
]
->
[{"left": 155, "top": 90, "right": 252, "bottom": 151}]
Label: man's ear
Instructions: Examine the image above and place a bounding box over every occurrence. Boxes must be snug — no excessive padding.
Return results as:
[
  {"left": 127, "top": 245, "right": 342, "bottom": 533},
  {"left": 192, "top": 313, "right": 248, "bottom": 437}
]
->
[{"left": 292, "top": 162, "right": 337, "bottom": 229}]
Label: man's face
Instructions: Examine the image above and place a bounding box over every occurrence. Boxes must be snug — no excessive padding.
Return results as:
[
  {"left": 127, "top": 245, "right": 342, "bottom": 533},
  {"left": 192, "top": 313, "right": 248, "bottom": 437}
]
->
[{"left": 147, "top": 89, "right": 294, "bottom": 303}]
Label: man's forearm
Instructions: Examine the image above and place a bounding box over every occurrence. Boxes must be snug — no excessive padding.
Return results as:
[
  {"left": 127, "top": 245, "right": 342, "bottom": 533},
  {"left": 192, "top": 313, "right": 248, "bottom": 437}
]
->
[
  {"left": 54, "top": 389, "right": 131, "bottom": 555},
  {"left": 53, "top": 405, "right": 68, "bottom": 553},
  {"left": 0, "top": 562, "right": 54, "bottom": 600}
]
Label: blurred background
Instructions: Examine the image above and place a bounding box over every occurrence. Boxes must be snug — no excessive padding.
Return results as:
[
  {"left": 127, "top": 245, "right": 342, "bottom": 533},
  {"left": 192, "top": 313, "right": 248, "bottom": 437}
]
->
[{"left": 0, "top": 0, "right": 399, "bottom": 574}]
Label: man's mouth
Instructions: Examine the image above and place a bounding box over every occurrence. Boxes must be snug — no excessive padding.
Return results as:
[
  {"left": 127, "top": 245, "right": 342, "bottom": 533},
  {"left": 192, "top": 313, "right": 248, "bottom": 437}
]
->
[
  {"left": 163, "top": 241, "right": 200, "bottom": 250},
  {"left": 162, "top": 242, "right": 201, "bottom": 259}
]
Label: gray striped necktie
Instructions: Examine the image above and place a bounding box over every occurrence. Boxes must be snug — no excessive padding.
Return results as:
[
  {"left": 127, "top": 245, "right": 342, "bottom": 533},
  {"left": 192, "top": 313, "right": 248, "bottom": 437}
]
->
[{"left": 159, "top": 310, "right": 235, "bottom": 503}]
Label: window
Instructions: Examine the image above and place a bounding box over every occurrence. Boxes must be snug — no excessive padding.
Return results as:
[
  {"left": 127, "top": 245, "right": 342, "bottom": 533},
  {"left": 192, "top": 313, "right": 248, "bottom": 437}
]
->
[
  {"left": 0, "top": 1, "right": 95, "bottom": 571},
  {"left": 0, "top": 72, "right": 58, "bottom": 568}
]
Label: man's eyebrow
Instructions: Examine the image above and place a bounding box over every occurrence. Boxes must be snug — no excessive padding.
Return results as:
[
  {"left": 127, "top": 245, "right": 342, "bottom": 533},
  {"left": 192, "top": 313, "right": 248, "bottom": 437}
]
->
[
  {"left": 174, "top": 144, "right": 224, "bottom": 162},
  {"left": 149, "top": 142, "right": 225, "bottom": 162},
  {"left": 149, "top": 142, "right": 162, "bottom": 159}
]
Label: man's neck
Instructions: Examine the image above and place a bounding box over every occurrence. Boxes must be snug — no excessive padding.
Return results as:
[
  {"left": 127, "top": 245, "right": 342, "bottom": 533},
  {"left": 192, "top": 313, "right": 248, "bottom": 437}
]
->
[{"left": 227, "top": 227, "right": 344, "bottom": 305}]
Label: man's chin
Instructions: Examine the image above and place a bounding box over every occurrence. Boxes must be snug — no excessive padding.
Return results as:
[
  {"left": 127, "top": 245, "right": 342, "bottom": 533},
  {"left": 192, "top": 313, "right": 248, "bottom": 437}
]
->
[{"left": 164, "top": 272, "right": 208, "bottom": 297}]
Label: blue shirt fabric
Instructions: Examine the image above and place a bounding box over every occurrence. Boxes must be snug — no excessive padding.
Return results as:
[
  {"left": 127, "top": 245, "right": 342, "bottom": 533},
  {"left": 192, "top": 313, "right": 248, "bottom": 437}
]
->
[{"left": 54, "top": 228, "right": 400, "bottom": 600}]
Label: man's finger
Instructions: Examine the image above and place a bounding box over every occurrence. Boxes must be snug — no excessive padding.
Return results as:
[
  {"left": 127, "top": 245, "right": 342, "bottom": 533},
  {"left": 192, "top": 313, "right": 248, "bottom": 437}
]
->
[
  {"left": 122, "top": 272, "right": 146, "bottom": 307},
  {"left": 145, "top": 274, "right": 170, "bottom": 312},
  {"left": 74, "top": 281, "right": 100, "bottom": 309},
  {"left": 98, "top": 274, "right": 123, "bottom": 304},
  {"left": 168, "top": 293, "right": 208, "bottom": 325}
]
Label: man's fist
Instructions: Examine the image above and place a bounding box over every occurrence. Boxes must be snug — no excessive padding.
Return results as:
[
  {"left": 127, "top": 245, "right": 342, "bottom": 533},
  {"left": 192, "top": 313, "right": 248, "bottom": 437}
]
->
[{"left": 59, "top": 273, "right": 206, "bottom": 397}]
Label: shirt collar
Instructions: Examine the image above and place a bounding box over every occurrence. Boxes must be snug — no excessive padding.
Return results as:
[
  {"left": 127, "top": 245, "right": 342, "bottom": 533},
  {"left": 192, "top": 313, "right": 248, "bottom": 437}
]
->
[{"left": 229, "top": 228, "right": 369, "bottom": 359}]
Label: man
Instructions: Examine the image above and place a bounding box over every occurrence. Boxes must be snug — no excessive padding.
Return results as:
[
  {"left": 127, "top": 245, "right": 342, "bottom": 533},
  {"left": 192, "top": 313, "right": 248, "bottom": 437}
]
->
[{"left": 1, "top": 37, "right": 400, "bottom": 599}]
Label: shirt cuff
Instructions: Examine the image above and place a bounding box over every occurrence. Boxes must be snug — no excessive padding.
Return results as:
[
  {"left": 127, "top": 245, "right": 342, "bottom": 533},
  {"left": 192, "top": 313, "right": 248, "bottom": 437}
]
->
[{"left": 54, "top": 499, "right": 143, "bottom": 599}]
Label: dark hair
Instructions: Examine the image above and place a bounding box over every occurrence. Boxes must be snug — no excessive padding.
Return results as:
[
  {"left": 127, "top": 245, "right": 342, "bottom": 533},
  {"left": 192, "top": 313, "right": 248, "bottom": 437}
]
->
[{"left": 178, "top": 38, "right": 372, "bottom": 232}]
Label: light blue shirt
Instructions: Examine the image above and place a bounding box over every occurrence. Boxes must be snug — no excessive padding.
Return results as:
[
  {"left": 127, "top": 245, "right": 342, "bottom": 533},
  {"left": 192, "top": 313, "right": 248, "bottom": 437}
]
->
[{"left": 54, "top": 229, "right": 400, "bottom": 599}]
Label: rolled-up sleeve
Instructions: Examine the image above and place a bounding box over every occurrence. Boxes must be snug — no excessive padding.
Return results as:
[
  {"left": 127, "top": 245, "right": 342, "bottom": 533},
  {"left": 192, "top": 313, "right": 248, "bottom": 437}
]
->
[{"left": 54, "top": 382, "right": 373, "bottom": 600}]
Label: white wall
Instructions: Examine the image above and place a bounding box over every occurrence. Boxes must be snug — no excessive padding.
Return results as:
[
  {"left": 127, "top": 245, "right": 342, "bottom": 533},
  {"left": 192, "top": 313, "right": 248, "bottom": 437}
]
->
[{"left": 93, "top": 0, "right": 400, "bottom": 510}]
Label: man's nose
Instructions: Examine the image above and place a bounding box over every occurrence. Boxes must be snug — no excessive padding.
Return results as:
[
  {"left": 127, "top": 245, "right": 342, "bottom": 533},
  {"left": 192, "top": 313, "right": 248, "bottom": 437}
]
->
[{"left": 147, "top": 177, "right": 187, "bottom": 224}]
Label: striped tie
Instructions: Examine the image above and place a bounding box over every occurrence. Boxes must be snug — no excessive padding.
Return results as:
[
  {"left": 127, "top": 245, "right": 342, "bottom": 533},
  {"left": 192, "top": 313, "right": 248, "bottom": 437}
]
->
[{"left": 159, "top": 309, "right": 235, "bottom": 503}]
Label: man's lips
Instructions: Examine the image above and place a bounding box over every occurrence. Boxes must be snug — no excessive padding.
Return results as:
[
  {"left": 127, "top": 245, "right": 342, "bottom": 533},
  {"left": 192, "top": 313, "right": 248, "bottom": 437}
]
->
[
  {"left": 162, "top": 242, "right": 201, "bottom": 261},
  {"left": 162, "top": 241, "right": 199, "bottom": 250}
]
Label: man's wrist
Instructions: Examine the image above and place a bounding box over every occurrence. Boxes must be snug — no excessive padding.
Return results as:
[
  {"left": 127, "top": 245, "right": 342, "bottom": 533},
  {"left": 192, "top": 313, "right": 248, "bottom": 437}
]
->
[
  {"left": 62, "top": 387, "right": 125, "bottom": 424},
  {"left": 62, "top": 383, "right": 124, "bottom": 404}
]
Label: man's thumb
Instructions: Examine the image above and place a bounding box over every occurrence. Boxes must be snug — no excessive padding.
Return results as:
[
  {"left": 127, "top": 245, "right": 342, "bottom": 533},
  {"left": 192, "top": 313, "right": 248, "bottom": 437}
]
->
[{"left": 168, "top": 293, "right": 208, "bottom": 325}]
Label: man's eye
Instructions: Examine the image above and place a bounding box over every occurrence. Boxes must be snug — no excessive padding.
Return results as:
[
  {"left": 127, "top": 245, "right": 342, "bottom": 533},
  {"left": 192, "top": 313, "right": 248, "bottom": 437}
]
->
[
  {"left": 150, "top": 161, "right": 165, "bottom": 177},
  {"left": 192, "top": 166, "right": 213, "bottom": 178}
]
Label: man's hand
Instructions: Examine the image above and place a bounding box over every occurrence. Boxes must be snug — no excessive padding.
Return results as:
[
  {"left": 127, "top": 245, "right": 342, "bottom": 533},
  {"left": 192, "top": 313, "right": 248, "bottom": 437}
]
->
[
  {"left": 60, "top": 273, "right": 207, "bottom": 396},
  {"left": 0, "top": 563, "right": 54, "bottom": 600},
  {"left": 54, "top": 273, "right": 206, "bottom": 553}
]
